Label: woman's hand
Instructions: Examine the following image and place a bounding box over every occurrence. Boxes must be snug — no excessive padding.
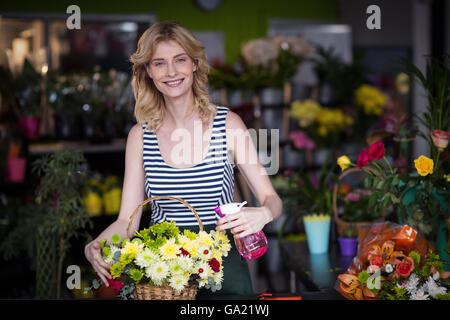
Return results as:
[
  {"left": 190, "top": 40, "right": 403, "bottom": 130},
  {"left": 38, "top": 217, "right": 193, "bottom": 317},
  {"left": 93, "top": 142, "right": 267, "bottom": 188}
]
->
[
  {"left": 85, "top": 240, "right": 112, "bottom": 287},
  {"left": 215, "top": 206, "right": 272, "bottom": 238}
]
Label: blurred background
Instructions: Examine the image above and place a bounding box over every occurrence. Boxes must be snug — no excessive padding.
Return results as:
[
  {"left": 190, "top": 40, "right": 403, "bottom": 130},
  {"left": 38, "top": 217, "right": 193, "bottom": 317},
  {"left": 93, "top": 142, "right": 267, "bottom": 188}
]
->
[{"left": 0, "top": 0, "right": 448, "bottom": 299}]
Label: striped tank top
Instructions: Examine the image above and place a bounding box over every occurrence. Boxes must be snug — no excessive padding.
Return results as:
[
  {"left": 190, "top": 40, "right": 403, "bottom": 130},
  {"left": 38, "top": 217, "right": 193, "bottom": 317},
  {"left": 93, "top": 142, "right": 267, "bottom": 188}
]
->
[{"left": 142, "top": 106, "right": 235, "bottom": 227}]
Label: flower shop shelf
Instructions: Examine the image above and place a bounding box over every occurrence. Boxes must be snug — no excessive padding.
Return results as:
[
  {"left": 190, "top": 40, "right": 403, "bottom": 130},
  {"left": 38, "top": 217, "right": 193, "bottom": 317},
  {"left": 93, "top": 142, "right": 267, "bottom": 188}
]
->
[{"left": 28, "top": 138, "right": 126, "bottom": 156}]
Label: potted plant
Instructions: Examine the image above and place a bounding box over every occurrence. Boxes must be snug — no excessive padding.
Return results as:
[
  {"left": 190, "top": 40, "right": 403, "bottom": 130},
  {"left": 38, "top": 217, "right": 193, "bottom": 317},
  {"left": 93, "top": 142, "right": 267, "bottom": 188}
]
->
[
  {"left": 48, "top": 73, "right": 83, "bottom": 140},
  {"left": 338, "top": 225, "right": 358, "bottom": 257},
  {"left": 32, "top": 150, "right": 93, "bottom": 298},
  {"left": 290, "top": 99, "right": 354, "bottom": 166},
  {"left": 337, "top": 138, "right": 449, "bottom": 269},
  {"left": 279, "top": 156, "right": 337, "bottom": 243},
  {"left": 0, "top": 60, "right": 42, "bottom": 140},
  {"left": 3, "top": 127, "right": 27, "bottom": 183}
]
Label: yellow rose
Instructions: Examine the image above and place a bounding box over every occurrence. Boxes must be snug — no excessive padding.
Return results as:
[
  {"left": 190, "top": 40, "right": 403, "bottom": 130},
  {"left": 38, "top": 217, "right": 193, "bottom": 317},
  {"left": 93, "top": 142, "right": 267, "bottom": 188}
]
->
[
  {"left": 337, "top": 155, "right": 351, "bottom": 171},
  {"left": 414, "top": 155, "right": 434, "bottom": 176}
]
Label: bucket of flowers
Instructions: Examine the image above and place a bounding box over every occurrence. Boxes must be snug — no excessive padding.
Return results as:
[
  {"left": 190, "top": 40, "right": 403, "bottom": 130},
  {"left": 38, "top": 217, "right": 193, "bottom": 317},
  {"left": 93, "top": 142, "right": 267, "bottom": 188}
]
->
[
  {"left": 335, "top": 222, "right": 450, "bottom": 300},
  {"left": 86, "top": 196, "right": 231, "bottom": 300}
]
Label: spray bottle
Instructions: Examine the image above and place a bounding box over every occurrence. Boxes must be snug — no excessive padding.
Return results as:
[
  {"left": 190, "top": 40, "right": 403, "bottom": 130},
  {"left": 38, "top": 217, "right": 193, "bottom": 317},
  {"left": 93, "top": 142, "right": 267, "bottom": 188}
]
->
[{"left": 215, "top": 201, "right": 268, "bottom": 259}]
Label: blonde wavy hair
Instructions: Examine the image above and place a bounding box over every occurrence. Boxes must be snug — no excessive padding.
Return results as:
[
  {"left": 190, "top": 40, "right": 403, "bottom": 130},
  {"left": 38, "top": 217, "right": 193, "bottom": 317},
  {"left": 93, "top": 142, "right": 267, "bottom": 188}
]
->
[{"left": 130, "top": 21, "right": 215, "bottom": 132}]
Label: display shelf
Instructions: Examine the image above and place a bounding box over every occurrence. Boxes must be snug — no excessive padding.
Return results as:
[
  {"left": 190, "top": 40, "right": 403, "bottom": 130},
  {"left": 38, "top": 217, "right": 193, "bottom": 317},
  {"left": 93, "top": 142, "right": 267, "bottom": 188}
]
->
[{"left": 28, "top": 138, "right": 126, "bottom": 156}]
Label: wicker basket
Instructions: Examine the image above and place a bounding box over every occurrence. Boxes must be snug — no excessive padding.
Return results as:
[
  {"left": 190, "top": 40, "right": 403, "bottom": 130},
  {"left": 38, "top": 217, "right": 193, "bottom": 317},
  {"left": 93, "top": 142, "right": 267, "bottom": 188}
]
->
[
  {"left": 332, "top": 167, "right": 385, "bottom": 238},
  {"left": 126, "top": 195, "right": 203, "bottom": 300}
]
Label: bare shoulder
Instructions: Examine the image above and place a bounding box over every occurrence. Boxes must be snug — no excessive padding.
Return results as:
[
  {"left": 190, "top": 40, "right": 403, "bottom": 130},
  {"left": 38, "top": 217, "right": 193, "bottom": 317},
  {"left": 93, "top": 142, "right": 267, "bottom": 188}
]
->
[
  {"left": 125, "top": 123, "right": 144, "bottom": 152},
  {"left": 127, "top": 123, "right": 143, "bottom": 140},
  {"left": 225, "top": 109, "right": 247, "bottom": 131}
]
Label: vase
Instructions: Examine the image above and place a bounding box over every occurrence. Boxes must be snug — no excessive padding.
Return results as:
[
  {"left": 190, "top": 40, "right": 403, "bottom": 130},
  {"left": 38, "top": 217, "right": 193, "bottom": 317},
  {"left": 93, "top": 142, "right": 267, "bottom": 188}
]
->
[
  {"left": 303, "top": 216, "right": 331, "bottom": 254},
  {"left": 6, "top": 157, "right": 26, "bottom": 182},
  {"left": 18, "top": 116, "right": 40, "bottom": 140},
  {"left": 338, "top": 237, "right": 358, "bottom": 257}
]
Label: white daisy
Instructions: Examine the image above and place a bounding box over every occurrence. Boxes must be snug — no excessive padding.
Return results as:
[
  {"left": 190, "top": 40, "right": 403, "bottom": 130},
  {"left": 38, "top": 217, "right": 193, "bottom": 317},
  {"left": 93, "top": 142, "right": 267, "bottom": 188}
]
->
[
  {"left": 404, "top": 273, "right": 419, "bottom": 293},
  {"left": 169, "top": 274, "right": 189, "bottom": 292},
  {"left": 169, "top": 259, "right": 185, "bottom": 276},
  {"left": 212, "top": 270, "right": 224, "bottom": 284},
  {"left": 384, "top": 264, "right": 393, "bottom": 273},
  {"left": 196, "top": 261, "right": 212, "bottom": 279},
  {"left": 197, "top": 245, "right": 213, "bottom": 261},
  {"left": 425, "top": 276, "right": 447, "bottom": 298},
  {"left": 410, "top": 287, "right": 429, "bottom": 300},
  {"left": 176, "top": 255, "right": 193, "bottom": 272},
  {"left": 135, "top": 248, "right": 158, "bottom": 268},
  {"left": 146, "top": 261, "right": 169, "bottom": 285}
]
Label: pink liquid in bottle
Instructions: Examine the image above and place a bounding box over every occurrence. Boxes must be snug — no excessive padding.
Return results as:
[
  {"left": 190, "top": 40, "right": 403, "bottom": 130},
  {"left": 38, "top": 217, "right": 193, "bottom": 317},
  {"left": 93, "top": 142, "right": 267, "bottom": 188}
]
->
[{"left": 215, "top": 202, "right": 268, "bottom": 260}]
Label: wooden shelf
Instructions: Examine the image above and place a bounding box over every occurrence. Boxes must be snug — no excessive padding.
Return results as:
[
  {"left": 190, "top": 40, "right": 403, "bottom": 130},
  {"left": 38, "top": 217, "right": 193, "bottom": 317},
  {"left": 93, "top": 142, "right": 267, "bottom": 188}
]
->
[{"left": 28, "top": 138, "right": 126, "bottom": 155}]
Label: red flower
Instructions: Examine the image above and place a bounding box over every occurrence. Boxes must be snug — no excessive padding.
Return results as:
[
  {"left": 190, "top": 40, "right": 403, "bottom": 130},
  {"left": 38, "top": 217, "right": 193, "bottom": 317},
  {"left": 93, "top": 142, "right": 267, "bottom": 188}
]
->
[
  {"left": 356, "top": 148, "right": 370, "bottom": 168},
  {"left": 179, "top": 248, "right": 191, "bottom": 257},
  {"left": 393, "top": 257, "right": 415, "bottom": 278},
  {"left": 106, "top": 277, "right": 125, "bottom": 294},
  {"left": 208, "top": 258, "right": 221, "bottom": 272},
  {"left": 367, "top": 141, "right": 385, "bottom": 161},
  {"left": 370, "top": 255, "right": 383, "bottom": 267}
]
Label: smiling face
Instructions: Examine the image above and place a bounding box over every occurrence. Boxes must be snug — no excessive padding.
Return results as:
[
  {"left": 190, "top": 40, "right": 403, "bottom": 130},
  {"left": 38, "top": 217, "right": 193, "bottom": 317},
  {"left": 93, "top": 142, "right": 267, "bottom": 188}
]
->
[{"left": 146, "top": 40, "right": 197, "bottom": 100}]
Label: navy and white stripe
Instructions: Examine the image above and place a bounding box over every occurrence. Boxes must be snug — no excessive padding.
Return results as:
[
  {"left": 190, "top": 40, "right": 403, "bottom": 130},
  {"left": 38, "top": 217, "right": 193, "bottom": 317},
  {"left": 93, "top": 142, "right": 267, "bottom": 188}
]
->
[{"left": 142, "top": 106, "right": 235, "bottom": 226}]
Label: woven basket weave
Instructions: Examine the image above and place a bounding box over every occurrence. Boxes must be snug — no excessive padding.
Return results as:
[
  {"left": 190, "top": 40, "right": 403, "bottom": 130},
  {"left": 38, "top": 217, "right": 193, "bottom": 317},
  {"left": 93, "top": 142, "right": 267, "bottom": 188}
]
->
[
  {"left": 126, "top": 195, "right": 203, "bottom": 300},
  {"left": 332, "top": 167, "right": 385, "bottom": 238}
]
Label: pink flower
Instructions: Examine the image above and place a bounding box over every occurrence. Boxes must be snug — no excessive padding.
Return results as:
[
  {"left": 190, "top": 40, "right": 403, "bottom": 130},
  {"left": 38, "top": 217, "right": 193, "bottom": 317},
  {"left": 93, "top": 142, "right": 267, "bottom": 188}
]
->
[
  {"left": 393, "top": 257, "right": 415, "bottom": 278},
  {"left": 356, "top": 148, "right": 370, "bottom": 168},
  {"left": 345, "top": 191, "right": 360, "bottom": 202},
  {"left": 430, "top": 130, "right": 450, "bottom": 149},
  {"left": 367, "top": 141, "right": 385, "bottom": 161},
  {"left": 289, "top": 131, "right": 315, "bottom": 150},
  {"left": 367, "top": 265, "right": 380, "bottom": 274}
]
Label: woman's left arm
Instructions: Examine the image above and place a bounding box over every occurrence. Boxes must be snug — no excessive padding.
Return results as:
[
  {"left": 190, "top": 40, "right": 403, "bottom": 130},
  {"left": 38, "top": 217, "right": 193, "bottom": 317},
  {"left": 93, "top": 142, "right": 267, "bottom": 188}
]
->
[{"left": 216, "top": 111, "right": 283, "bottom": 238}]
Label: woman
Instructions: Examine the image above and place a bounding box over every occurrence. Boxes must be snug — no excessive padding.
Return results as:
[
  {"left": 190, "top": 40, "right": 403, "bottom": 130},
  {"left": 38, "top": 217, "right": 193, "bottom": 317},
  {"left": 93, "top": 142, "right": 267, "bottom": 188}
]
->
[{"left": 84, "top": 21, "right": 282, "bottom": 296}]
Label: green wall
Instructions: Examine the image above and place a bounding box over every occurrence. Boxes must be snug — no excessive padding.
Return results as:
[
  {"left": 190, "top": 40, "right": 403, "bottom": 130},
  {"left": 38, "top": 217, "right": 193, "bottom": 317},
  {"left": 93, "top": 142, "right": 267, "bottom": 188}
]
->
[{"left": 1, "top": 0, "right": 340, "bottom": 63}]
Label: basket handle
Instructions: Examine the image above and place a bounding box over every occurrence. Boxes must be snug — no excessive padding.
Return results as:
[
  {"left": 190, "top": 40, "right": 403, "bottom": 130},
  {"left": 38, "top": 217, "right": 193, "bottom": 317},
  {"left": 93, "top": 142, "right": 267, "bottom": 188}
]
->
[
  {"left": 332, "top": 166, "right": 382, "bottom": 225},
  {"left": 126, "top": 196, "right": 203, "bottom": 239}
]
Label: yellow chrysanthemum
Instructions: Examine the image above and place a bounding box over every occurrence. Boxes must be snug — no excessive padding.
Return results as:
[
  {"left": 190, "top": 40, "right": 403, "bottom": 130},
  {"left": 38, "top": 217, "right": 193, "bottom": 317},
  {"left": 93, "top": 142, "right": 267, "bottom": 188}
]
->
[
  {"left": 414, "top": 155, "right": 434, "bottom": 176},
  {"left": 355, "top": 84, "right": 387, "bottom": 116},
  {"left": 213, "top": 231, "right": 229, "bottom": 246},
  {"left": 159, "top": 238, "right": 181, "bottom": 260},
  {"left": 177, "top": 234, "right": 192, "bottom": 248},
  {"left": 120, "top": 241, "right": 143, "bottom": 257},
  {"left": 198, "top": 231, "right": 214, "bottom": 247},
  {"left": 183, "top": 239, "right": 199, "bottom": 258},
  {"left": 290, "top": 100, "right": 321, "bottom": 128}
]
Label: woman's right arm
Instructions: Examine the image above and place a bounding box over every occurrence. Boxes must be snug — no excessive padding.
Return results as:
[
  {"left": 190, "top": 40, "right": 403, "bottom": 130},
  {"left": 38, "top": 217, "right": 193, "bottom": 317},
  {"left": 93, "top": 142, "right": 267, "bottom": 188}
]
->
[{"left": 84, "top": 123, "right": 146, "bottom": 286}]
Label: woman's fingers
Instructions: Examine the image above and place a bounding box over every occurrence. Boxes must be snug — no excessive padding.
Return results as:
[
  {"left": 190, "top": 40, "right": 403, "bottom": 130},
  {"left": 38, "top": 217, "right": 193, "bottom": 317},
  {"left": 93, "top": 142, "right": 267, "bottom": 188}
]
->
[
  {"left": 93, "top": 262, "right": 111, "bottom": 286},
  {"left": 232, "top": 224, "right": 253, "bottom": 238},
  {"left": 217, "top": 217, "right": 244, "bottom": 231}
]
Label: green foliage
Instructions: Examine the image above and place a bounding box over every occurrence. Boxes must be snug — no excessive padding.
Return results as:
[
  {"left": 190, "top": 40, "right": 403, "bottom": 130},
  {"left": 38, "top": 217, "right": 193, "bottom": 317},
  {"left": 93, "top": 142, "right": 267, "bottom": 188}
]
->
[
  {"left": 0, "top": 59, "right": 42, "bottom": 117},
  {"left": 310, "top": 46, "right": 367, "bottom": 105},
  {"left": 134, "top": 221, "right": 180, "bottom": 251},
  {"left": 358, "top": 270, "right": 370, "bottom": 285},
  {"left": 32, "top": 150, "right": 92, "bottom": 239}
]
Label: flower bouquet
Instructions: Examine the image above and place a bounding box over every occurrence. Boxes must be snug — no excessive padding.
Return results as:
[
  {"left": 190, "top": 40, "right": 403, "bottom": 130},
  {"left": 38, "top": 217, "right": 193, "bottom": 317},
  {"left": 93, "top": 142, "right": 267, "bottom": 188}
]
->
[
  {"left": 85, "top": 196, "right": 231, "bottom": 300},
  {"left": 336, "top": 222, "right": 450, "bottom": 300}
]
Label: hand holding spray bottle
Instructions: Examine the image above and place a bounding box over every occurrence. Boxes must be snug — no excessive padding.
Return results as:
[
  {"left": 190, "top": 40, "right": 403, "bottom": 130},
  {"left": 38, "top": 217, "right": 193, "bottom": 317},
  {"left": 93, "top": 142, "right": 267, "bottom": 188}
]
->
[{"left": 215, "top": 201, "right": 268, "bottom": 259}]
